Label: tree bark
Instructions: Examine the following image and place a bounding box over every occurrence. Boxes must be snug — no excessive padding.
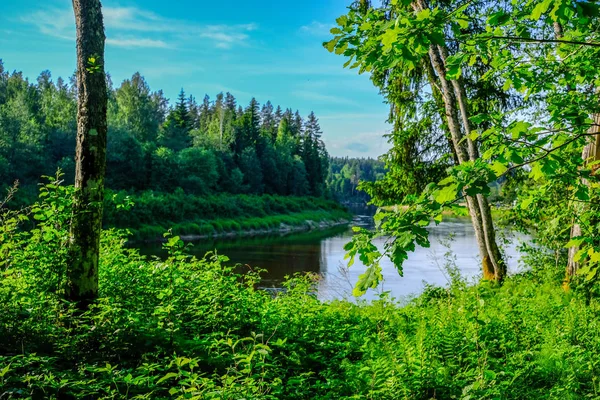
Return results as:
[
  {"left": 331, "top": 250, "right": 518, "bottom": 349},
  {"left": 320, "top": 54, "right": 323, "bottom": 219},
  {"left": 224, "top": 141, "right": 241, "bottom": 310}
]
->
[
  {"left": 67, "top": 0, "right": 108, "bottom": 308},
  {"left": 566, "top": 114, "right": 600, "bottom": 278},
  {"left": 415, "top": 0, "right": 505, "bottom": 282},
  {"left": 555, "top": 20, "right": 600, "bottom": 279}
]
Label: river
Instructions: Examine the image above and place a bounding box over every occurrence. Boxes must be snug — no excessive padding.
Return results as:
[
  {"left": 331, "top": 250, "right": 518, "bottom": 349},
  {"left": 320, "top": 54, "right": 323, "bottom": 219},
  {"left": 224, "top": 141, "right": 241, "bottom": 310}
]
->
[{"left": 137, "top": 210, "right": 528, "bottom": 302}]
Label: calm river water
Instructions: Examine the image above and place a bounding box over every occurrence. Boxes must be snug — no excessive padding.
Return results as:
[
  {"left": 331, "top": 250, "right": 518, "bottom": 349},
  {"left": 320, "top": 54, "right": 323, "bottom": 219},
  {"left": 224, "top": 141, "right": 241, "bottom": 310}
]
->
[{"left": 138, "top": 210, "right": 528, "bottom": 302}]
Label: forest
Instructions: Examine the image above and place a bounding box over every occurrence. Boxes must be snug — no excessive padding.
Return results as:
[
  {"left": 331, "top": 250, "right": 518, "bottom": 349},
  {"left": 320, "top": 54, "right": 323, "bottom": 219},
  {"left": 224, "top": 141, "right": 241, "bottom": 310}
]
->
[
  {"left": 0, "top": 64, "right": 329, "bottom": 198},
  {"left": 327, "top": 157, "right": 386, "bottom": 203},
  {"left": 3, "top": 0, "right": 600, "bottom": 398}
]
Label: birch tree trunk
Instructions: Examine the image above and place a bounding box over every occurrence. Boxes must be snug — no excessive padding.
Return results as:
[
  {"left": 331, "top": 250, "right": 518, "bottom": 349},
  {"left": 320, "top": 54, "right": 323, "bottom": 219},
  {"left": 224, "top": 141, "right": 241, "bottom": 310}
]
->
[
  {"left": 553, "top": 21, "right": 600, "bottom": 279},
  {"left": 67, "top": 0, "right": 108, "bottom": 308},
  {"left": 415, "top": 0, "right": 505, "bottom": 281},
  {"left": 566, "top": 114, "right": 600, "bottom": 278}
]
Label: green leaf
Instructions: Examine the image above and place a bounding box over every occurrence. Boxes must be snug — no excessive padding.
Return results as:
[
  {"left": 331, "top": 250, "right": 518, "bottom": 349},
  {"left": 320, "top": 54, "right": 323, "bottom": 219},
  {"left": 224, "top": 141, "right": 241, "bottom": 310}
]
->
[
  {"left": 491, "top": 161, "right": 508, "bottom": 176},
  {"left": 565, "top": 237, "right": 585, "bottom": 248},
  {"left": 457, "top": 18, "right": 469, "bottom": 29},
  {"left": 445, "top": 54, "right": 465, "bottom": 79},
  {"left": 0, "top": 363, "right": 10, "bottom": 378},
  {"left": 157, "top": 372, "right": 178, "bottom": 384},
  {"left": 438, "top": 176, "right": 455, "bottom": 186},
  {"left": 531, "top": 0, "right": 553, "bottom": 20},
  {"left": 488, "top": 11, "right": 510, "bottom": 26},
  {"left": 336, "top": 15, "right": 348, "bottom": 27},
  {"left": 520, "top": 197, "right": 534, "bottom": 210},
  {"left": 435, "top": 184, "right": 459, "bottom": 204},
  {"left": 324, "top": 37, "right": 340, "bottom": 52},
  {"left": 381, "top": 28, "right": 399, "bottom": 51},
  {"left": 335, "top": 42, "right": 349, "bottom": 55},
  {"left": 529, "top": 163, "right": 544, "bottom": 181},
  {"left": 353, "top": 263, "right": 382, "bottom": 296}
]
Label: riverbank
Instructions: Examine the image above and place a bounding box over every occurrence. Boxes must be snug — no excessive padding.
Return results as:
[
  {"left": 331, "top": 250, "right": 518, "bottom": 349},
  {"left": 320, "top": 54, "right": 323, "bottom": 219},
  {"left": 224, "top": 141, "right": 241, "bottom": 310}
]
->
[
  {"left": 134, "top": 209, "right": 351, "bottom": 242},
  {"left": 102, "top": 191, "right": 352, "bottom": 241}
]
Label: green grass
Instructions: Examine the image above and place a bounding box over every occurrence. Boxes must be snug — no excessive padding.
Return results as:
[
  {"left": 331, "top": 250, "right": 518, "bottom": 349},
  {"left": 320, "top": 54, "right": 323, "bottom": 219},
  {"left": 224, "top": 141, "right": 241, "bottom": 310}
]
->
[
  {"left": 129, "top": 210, "right": 351, "bottom": 241},
  {"left": 104, "top": 191, "right": 352, "bottom": 241}
]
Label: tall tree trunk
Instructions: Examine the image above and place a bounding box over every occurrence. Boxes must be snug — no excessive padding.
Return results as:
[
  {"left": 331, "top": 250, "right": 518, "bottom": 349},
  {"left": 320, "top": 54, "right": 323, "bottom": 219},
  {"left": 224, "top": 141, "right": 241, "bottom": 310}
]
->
[
  {"left": 415, "top": 0, "right": 505, "bottom": 282},
  {"left": 555, "top": 21, "right": 600, "bottom": 280},
  {"left": 67, "top": 0, "right": 108, "bottom": 308},
  {"left": 566, "top": 114, "right": 600, "bottom": 278}
]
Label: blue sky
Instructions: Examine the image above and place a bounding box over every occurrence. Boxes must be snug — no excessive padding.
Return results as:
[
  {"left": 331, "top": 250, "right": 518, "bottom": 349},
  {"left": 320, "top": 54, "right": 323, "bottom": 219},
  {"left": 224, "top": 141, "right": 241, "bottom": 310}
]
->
[{"left": 0, "top": 0, "right": 391, "bottom": 158}]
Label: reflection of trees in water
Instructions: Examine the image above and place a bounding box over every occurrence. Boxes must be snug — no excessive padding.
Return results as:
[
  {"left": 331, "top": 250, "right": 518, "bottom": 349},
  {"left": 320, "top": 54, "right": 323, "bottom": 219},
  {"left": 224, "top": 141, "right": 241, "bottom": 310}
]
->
[{"left": 137, "top": 225, "right": 350, "bottom": 287}]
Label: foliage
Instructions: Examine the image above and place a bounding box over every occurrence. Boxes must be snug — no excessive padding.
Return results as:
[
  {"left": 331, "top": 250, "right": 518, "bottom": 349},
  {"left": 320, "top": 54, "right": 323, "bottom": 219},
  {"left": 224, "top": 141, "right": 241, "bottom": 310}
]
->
[
  {"left": 2, "top": 181, "right": 600, "bottom": 398},
  {"left": 0, "top": 60, "right": 329, "bottom": 199},
  {"left": 327, "top": 157, "right": 386, "bottom": 204},
  {"left": 326, "top": 0, "right": 600, "bottom": 289}
]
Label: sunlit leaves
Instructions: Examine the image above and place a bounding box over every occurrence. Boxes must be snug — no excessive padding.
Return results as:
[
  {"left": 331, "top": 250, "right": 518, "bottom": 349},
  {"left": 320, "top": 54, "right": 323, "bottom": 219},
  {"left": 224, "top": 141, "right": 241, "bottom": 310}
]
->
[
  {"left": 530, "top": 0, "right": 553, "bottom": 21},
  {"left": 435, "top": 184, "right": 459, "bottom": 204},
  {"left": 353, "top": 263, "right": 383, "bottom": 296}
]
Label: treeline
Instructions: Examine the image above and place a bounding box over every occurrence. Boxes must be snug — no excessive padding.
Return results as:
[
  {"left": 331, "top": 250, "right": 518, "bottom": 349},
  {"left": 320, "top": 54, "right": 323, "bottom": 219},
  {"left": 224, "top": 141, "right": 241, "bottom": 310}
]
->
[
  {"left": 327, "top": 157, "right": 386, "bottom": 203},
  {"left": 0, "top": 61, "right": 329, "bottom": 197}
]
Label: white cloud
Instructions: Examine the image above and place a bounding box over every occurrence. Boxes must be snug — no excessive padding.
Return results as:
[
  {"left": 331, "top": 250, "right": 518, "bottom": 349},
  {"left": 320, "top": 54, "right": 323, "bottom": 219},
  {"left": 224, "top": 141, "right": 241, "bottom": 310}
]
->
[
  {"left": 21, "top": 6, "right": 257, "bottom": 50},
  {"left": 196, "top": 25, "right": 256, "bottom": 49},
  {"left": 106, "top": 37, "right": 168, "bottom": 48},
  {"left": 300, "top": 21, "right": 332, "bottom": 37},
  {"left": 323, "top": 131, "right": 391, "bottom": 158},
  {"left": 319, "top": 112, "right": 388, "bottom": 120},
  {"left": 292, "top": 90, "right": 359, "bottom": 106}
]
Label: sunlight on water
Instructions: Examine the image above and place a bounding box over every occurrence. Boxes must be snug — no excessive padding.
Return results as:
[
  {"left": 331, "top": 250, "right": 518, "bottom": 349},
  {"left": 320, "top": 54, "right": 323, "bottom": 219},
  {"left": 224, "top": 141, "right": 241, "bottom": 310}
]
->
[{"left": 138, "top": 211, "right": 529, "bottom": 302}]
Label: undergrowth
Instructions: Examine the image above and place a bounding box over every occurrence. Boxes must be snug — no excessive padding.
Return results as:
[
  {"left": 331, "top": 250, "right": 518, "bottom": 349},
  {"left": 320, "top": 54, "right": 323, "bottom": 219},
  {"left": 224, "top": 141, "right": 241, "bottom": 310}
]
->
[{"left": 1, "top": 178, "right": 600, "bottom": 399}]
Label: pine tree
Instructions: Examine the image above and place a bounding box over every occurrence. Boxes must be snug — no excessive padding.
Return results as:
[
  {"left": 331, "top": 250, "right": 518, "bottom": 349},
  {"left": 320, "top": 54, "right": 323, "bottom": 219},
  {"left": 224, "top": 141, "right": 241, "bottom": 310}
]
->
[
  {"left": 159, "top": 89, "right": 191, "bottom": 151},
  {"left": 225, "top": 92, "right": 237, "bottom": 112},
  {"left": 187, "top": 95, "right": 199, "bottom": 129},
  {"left": 198, "top": 94, "right": 211, "bottom": 134},
  {"left": 301, "top": 112, "right": 328, "bottom": 196},
  {"left": 274, "top": 105, "right": 283, "bottom": 128},
  {"left": 233, "top": 98, "right": 261, "bottom": 157},
  {"left": 174, "top": 89, "right": 191, "bottom": 129},
  {"left": 260, "top": 101, "right": 276, "bottom": 140},
  {"left": 304, "top": 111, "right": 322, "bottom": 139}
]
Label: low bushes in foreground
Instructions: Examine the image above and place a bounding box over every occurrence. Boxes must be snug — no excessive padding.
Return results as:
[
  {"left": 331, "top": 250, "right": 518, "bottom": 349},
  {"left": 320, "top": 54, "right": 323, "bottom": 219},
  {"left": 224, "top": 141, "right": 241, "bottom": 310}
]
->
[{"left": 2, "top": 182, "right": 600, "bottom": 399}]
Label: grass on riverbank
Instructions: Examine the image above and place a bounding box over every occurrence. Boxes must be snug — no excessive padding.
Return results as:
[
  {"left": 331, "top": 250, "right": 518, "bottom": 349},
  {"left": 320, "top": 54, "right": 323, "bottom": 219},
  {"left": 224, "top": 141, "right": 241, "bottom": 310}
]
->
[
  {"left": 104, "top": 190, "right": 351, "bottom": 241},
  {"left": 2, "top": 181, "right": 599, "bottom": 399},
  {"left": 133, "top": 209, "right": 351, "bottom": 242}
]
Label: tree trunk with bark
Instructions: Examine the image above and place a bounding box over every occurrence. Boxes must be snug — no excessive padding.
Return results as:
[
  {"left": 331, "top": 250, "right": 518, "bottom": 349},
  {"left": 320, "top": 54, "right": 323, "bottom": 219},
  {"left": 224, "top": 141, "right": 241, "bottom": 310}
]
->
[
  {"left": 566, "top": 114, "right": 600, "bottom": 278},
  {"left": 554, "top": 21, "right": 600, "bottom": 280},
  {"left": 414, "top": 0, "right": 506, "bottom": 282},
  {"left": 67, "top": 0, "right": 108, "bottom": 308}
]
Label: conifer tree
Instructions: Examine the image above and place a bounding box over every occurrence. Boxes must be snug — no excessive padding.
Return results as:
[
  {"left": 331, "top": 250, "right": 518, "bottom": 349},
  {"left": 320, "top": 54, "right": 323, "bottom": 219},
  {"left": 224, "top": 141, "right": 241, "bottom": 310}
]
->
[{"left": 159, "top": 89, "right": 191, "bottom": 151}]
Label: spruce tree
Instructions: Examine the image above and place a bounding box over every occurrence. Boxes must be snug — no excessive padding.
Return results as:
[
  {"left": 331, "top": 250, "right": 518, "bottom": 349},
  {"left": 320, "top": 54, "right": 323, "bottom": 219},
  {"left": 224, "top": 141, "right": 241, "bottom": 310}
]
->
[
  {"left": 159, "top": 89, "right": 191, "bottom": 151},
  {"left": 260, "top": 101, "right": 276, "bottom": 140},
  {"left": 274, "top": 105, "right": 283, "bottom": 128}
]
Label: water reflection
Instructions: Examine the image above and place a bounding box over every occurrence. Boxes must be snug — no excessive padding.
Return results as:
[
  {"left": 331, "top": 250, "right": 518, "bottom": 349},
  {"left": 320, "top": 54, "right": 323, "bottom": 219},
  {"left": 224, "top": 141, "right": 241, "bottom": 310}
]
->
[{"left": 137, "top": 211, "right": 528, "bottom": 301}]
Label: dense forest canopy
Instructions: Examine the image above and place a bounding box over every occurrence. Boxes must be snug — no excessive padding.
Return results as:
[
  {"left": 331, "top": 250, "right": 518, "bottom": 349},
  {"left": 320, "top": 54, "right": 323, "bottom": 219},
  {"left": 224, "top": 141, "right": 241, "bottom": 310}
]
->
[
  {"left": 327, "top": 157, "right": 386, "bottom": 203},
  {"left": 0, "top": 61, "right": 330, "bottom": 198}
]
